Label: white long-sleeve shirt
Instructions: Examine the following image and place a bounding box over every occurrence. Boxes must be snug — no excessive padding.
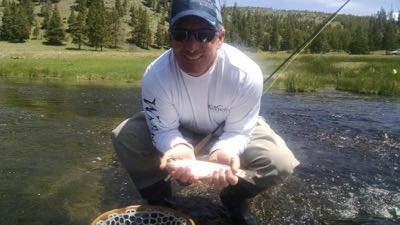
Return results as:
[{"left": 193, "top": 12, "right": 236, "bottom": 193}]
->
[{"left": 141, "top": 43, "right": 263, "bottom": 155}]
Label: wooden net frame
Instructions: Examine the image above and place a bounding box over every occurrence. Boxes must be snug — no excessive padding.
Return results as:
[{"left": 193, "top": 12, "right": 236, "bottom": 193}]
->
[{"left": 91, "top": 205, "right": 195, "bottom": 225}]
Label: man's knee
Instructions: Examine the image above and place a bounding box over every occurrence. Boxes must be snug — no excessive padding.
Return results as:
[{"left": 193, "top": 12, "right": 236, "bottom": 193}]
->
[
  {"left": 267, "top": 149, "right": 299, "bottom": 177},
  {"left": 111, "top": 112, "right": 154, "bottom": 154},
  {"left": 242, "top": 117, "right": 300, "bottom": 188},
  {"left": 111, "top": 118, "right": 129, "bottom": 139},
  {"left": 243, "top": 147, "right": 297, "bottom": 177}
]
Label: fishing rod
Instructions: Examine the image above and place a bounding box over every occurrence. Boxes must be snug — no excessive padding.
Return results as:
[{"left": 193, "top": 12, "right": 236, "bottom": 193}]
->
[
  {"left": 194, "top": 0, "right": 351, "bottom": 154},
  {"left": 264, "top": 0, "right": 351, "bottom": 91}
]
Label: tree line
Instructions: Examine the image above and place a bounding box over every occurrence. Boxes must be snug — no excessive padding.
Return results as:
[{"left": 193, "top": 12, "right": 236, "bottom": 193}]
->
[
  {"left": 1, "top": 0, "right": 399, "bottom": 53},
  {"left": 222, "top": 4, "right": 400, "bottom": 54}
]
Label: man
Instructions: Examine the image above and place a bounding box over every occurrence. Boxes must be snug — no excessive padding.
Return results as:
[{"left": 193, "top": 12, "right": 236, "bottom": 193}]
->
[{"left": 111, "top": 0, "right": 300, "bottom": 224}]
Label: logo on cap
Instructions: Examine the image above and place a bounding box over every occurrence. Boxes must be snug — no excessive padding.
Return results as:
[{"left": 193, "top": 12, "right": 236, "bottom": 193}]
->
[
  {"left": 198, "top": 0, "right": 214, "bottom": 9},
  {"left": 170, "top": 0, "right": 222, "bottom": 27}
]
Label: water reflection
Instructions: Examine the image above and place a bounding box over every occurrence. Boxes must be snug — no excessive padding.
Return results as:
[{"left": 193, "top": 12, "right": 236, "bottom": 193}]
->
[
  {"left": 0, "top": 80, "right": 399, "bottom": 225},
  {"left": 0, "top": 80, "right": 140, "bottom": 225}
]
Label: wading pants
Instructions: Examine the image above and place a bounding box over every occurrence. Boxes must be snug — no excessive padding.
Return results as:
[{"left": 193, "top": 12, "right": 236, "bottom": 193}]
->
[{"left": 111, "top": 112, "right": 299, "bottom": 195}]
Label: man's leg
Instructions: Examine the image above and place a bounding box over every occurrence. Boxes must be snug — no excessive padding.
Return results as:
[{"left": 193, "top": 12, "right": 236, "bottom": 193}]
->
[
  {"left": 240, "top": 116, "right": 299, "bottom": 189},
  {"left": 111, "top": 112, "right": 171, "bottom": 205},
  {"left": 220, "top": 116, "right": 300, "bottom": 225}
]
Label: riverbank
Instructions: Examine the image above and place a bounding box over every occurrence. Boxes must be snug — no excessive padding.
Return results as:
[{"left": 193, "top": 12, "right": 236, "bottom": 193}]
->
[{"left": 1, "top": 41, "right": 399, "bottom": 96}]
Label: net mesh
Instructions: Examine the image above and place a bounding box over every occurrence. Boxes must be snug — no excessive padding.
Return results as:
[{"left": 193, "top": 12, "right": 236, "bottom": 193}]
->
[{"left": 92, "top": 205, "right": 194, "bottom": 225}]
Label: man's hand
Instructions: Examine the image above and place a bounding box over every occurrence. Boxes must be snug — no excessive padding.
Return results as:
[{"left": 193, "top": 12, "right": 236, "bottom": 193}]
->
[
  {"left": 160, "top": 144, "right": 195, "bottom": 169},
  {"left": 160, "top": 144, "right": 196, "bottom": 184},
  {"left": 207, "top": 149, "right": 240, "bottom": 187}
]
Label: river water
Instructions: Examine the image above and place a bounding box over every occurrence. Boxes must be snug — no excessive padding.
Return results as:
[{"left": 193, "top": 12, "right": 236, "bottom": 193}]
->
[{"left": 0, "top": 80, "right": 399, "bottom": 225}]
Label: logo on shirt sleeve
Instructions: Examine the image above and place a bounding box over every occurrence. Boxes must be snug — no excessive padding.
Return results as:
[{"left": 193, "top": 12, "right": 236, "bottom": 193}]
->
[{"left": 143, "top": 98, "right": 160, "bottom": 144}]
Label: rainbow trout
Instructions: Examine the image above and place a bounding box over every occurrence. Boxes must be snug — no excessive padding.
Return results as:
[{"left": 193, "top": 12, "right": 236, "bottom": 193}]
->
[{"left": 167, "top": 159, "right": 257, "bottom": 184}]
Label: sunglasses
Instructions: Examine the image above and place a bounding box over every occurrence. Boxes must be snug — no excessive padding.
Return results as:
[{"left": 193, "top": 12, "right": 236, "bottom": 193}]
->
[{"left": 170, "top": 28, "right": 220, "bottom": 43}]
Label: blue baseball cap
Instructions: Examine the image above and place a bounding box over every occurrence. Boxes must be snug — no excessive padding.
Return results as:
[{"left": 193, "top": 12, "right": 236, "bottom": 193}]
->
[{"left": 170, "top": 0, "right": 223, "bottom": 28}]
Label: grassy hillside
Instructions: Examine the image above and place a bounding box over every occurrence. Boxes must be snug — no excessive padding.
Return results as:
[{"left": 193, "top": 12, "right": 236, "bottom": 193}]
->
[{"left": 0, "top": 0, "right": 166, "bottom": 49}]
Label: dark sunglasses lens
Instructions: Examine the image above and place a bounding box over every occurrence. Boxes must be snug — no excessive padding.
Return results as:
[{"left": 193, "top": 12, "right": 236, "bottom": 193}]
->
[
  {"left": 196, "top": 30, "right": 216, "bottom": 42},
  {"left": 171, "top": 30, "right": 188, "bottom": 42}
]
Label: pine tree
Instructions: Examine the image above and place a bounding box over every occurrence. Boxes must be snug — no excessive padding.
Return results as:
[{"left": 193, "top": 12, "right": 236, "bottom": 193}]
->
[
  {"left": 128, "top": 5, "right": 138, "bottom": 44},
  {"left": 136, "top": 7, "right": 152, "bottom": 49},
  {"left": 281, "top": 28, "right": 295, "bottom": 51},
  {"left": 261, "top": 32, "right": 271, "bottom": 51},
  {"left": 293, "top": 29, "right": 306, "bottom": 51},
  {"left": 70, "top": 9, "right": 87, "bottom": 49},
  {"left": 67, "top": 9, "right": 76, "bottom": 33},
  {"left": 383, "top": 20, "right": 398, "bottom": 50},
  {"left": 68, "top": 0, "right": 87, "bottom": 49},
  {"left": 86, "top": 0, "right": 106, "bottom": 50},
  {"left": 309, "top": 31, "right": 330, "bottom": 53},
  {"left": 45, "top": 4, "right": 65, "bottom": 45},
  {"left": 108, "top": 7, "right": 122, "bottom": 48},
  {"left": 349, "top": 26, "right": 369, "bottom": 54},
  {"left": 228, "top": 3, "right": 241, "bottom": 44},
  {"left": 154, "top": 18, "right": 166, "bottom": 48},
  {"left": 0, "top": 1, "right": 30, "bottom": 42},
  {"left": 0, "top": 1, "right": 12, "bottom": 40},
  {"left": 368, "top": 18, "right": 383, "bottom": 51},
  {"left": 15, "top": 5, "right": 31, "bottom": 41},
  {"left": 326, "top": 27, "right": 341, "bottom": 51},
  {"left": 270, "top": 27, "right": 281, "bottom": 51},
  {"left": 40, "top": 2, "right": 52, "bottom": 29},
  {"left": 253, "top": 16, "right": 265, "bottom": 49},
  {"left": 19, "top": 0, "right": 34, "bottom": 26}
]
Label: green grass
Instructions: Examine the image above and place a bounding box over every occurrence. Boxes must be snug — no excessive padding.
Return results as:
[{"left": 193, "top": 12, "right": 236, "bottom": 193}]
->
[
  {"left": 0, "top": 40, "right": 162, "bottom": 86},
  {"left": 255, "top": 52, "right": 400, "bottom": 96},
  {"left": 1, "top": 40, "right": 400, "bottom": 96},
  {"left": 336, "top": 59, "right": 400, "bottom": 96},
  {"left": 0, "top": 57, "right": 155, "bottom": 84}
]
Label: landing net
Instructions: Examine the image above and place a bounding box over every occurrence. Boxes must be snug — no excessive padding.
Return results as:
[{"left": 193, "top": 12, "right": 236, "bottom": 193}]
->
[{"left": 91, "top": 205, "right": 195, "bottom": 225}]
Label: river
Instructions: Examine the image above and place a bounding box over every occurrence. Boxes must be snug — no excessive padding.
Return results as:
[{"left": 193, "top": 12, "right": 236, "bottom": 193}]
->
[{"left": 0, "top": 80, "right": 399, "bottom": 225}]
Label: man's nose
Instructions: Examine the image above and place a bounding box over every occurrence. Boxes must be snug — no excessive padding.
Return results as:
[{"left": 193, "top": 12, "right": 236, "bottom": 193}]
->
[{"left": 184, "top": 35, "right": 200, "bottom": 52}]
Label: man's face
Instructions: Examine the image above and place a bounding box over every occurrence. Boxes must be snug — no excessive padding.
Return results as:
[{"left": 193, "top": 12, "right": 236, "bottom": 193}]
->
[{"left": 170, "top": 17, "right": 225, "bottom": 77}]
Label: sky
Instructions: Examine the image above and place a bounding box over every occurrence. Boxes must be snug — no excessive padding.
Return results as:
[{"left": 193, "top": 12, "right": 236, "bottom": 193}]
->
[{"left": 223, "top": 0, "right": 400, "bottom": 16}]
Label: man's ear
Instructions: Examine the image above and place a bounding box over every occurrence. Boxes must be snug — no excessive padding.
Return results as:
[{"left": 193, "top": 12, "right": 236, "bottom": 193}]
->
[{"left": 217, "top": 30, "right": 225, "bottom": 47}]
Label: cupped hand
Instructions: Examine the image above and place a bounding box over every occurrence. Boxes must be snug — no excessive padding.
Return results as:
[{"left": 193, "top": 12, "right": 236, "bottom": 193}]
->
[
  {"left": 160, "top": 144, "right": 197, "bottom": 184},
  {"left": 206, "top": 149, "right": 240, "bottom": 187},
  {"left": 160, "top": 144, "right": 195, "bottom": 169}
]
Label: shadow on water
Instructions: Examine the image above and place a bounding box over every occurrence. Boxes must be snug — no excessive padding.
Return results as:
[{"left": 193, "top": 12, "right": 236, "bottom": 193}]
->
[{"left": 1, "top": 79, "right": 399, "bottom": 225}]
